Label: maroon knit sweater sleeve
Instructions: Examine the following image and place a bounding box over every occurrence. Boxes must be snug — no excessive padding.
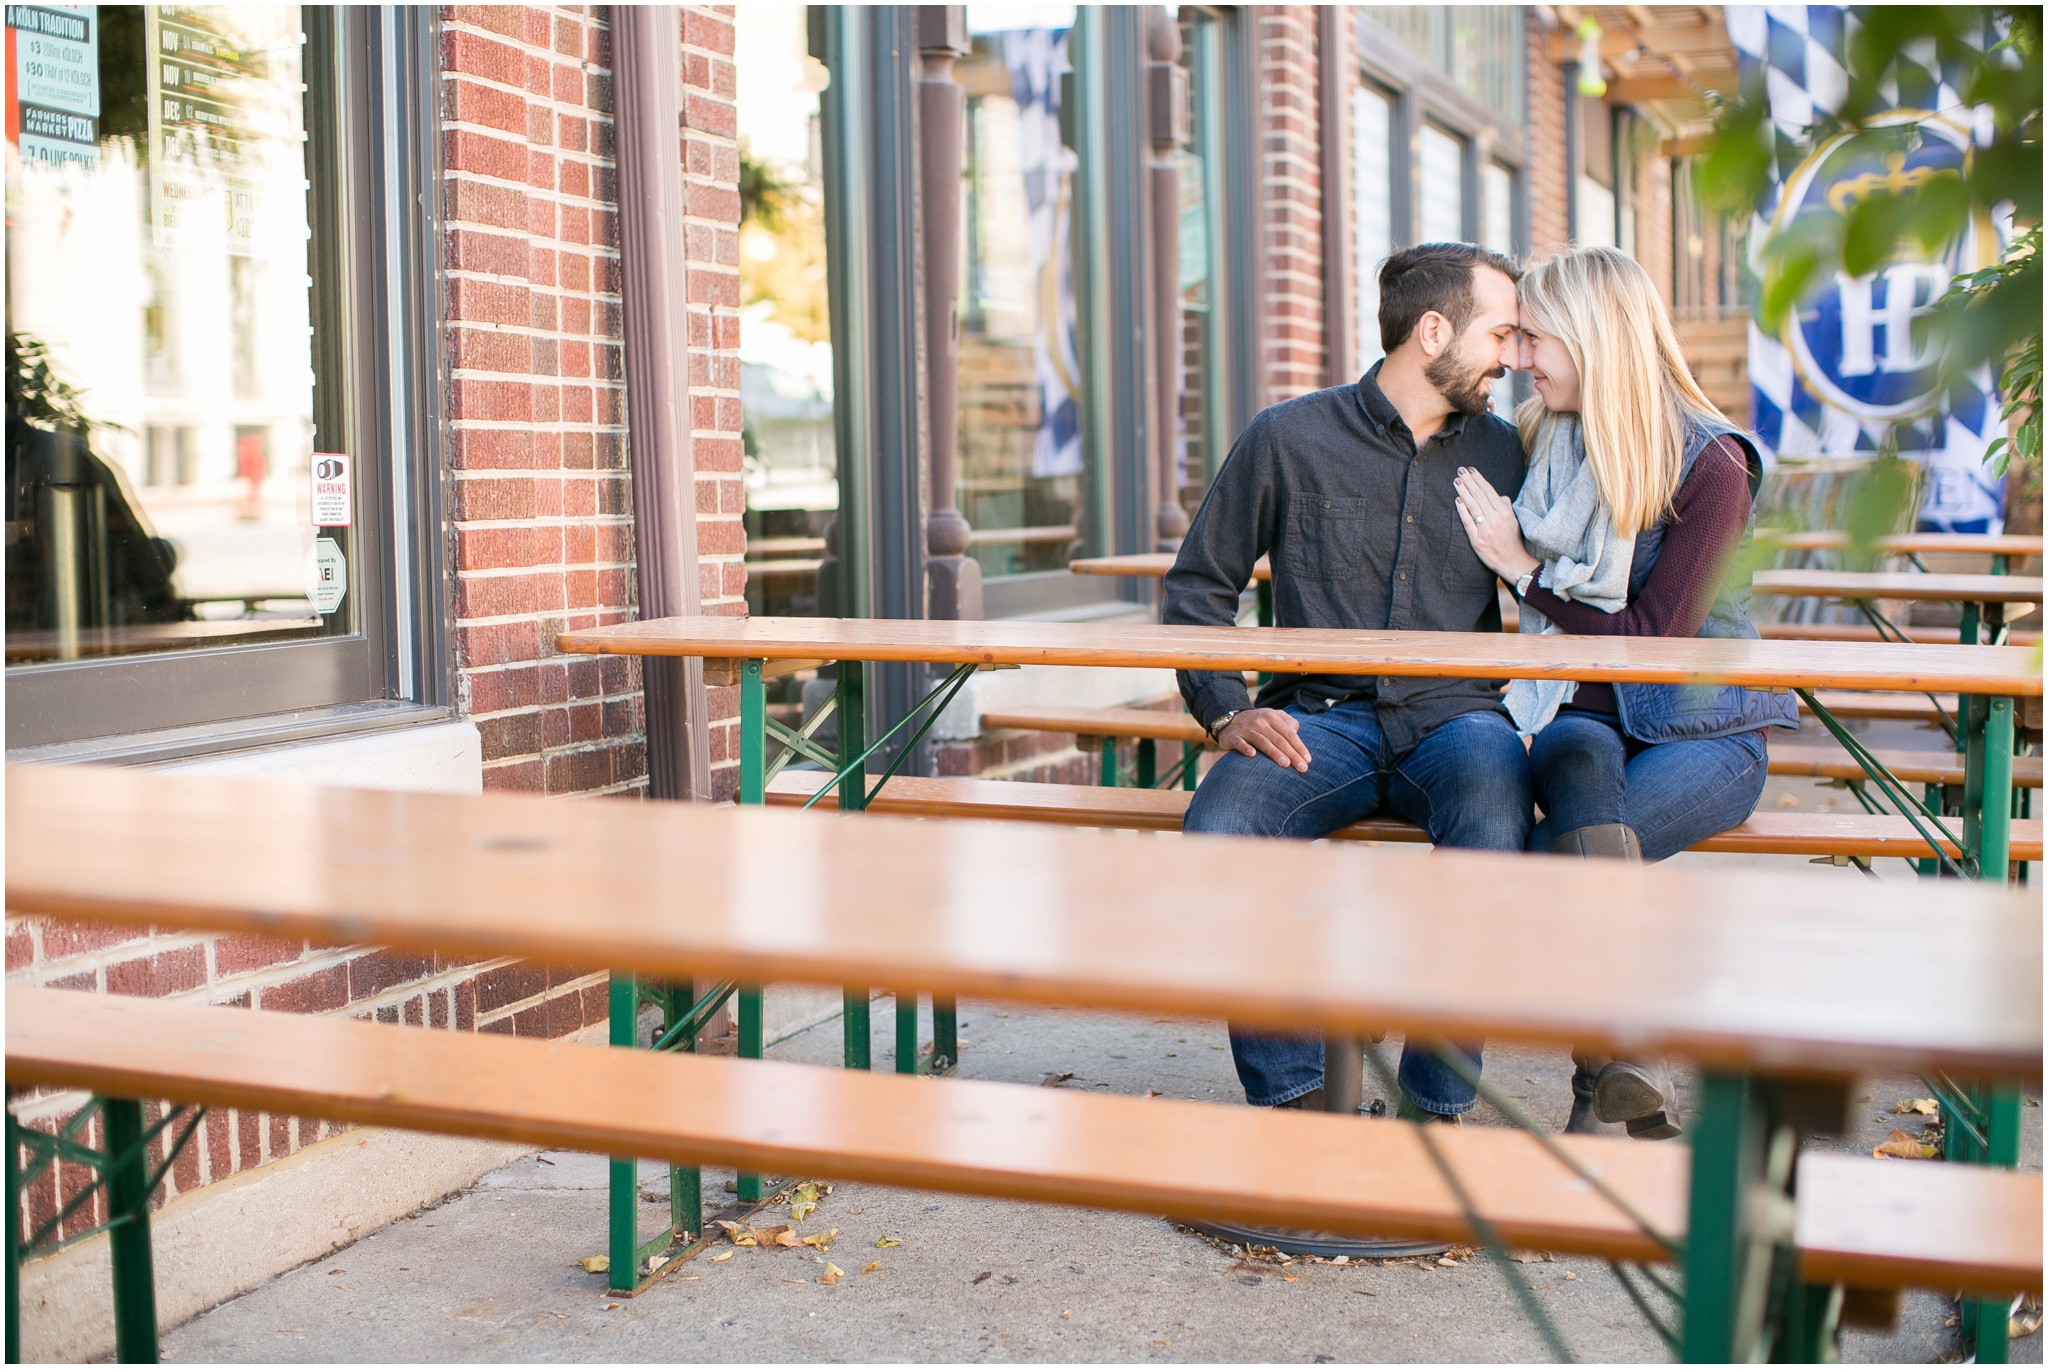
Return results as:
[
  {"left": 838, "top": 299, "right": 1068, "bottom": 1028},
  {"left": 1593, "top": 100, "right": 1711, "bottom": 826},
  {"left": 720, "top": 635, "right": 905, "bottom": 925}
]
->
[{"left": 1517, "top": 435, "right": 1752, "bottom": 639}]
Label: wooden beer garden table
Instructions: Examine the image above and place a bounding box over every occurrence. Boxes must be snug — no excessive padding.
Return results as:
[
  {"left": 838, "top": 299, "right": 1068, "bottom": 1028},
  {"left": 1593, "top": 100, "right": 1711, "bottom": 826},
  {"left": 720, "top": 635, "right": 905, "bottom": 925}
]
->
[{"left": 7, "top": 764, "right": 2040, "bottom": 1360}]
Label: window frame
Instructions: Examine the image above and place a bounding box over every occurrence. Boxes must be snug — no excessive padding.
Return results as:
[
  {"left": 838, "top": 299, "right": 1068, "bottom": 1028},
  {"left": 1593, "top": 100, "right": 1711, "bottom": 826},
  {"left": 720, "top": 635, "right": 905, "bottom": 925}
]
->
[{"left": 5, "top": 5, "right": 451, "bottom": 758}]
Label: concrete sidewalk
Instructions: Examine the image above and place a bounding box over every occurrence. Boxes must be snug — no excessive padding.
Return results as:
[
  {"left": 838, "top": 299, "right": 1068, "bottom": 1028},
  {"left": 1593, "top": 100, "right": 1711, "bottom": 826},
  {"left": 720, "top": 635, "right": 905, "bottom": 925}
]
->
[{"left": 159, "top": 974, "right": 2040, "bottom": 1363}]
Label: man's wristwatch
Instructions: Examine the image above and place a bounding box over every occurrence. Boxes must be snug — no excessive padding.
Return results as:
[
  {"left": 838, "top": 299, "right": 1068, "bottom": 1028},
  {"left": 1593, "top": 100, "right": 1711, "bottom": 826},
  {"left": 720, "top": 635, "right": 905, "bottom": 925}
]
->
[
  {"left": 1207, "top": 709, "right": 1241, "bottom": 740},
  {"left": 1513, "top": 569, "right": 1536, "bottom": 599}
]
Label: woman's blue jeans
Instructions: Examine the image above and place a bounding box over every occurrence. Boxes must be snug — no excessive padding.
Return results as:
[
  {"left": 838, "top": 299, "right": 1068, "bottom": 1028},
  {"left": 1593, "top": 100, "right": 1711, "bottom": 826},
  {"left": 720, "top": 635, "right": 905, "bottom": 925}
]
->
[
  {"left": 1528, "top": 711, "right": 1770, "bottom": 861},
  {"left": 1182, "top": 701, "right": 1532, "bottom": 1113}
]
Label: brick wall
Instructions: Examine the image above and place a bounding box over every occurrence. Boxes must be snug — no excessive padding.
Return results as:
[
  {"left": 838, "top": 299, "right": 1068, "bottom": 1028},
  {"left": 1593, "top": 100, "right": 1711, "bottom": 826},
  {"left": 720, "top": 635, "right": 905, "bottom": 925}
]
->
[
  {"left": 1257, "top": 7, "right": 1328, "bottom": 407},
  {"left": 6, "top": 4, "right": 747, "bottom": 1239},
  {"left": 1525, "top": 11, "right": 1570, "bottom": 257}
]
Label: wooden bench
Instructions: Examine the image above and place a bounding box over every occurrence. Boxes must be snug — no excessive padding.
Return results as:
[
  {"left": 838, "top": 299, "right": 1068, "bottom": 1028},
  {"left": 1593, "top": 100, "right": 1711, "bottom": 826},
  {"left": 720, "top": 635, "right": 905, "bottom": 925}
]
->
[
  {"left": 763, "top": 770, "right": 2045, "bottom": 861},
  {"left": 9, "top": 766, "right": 2041, "bottom": 1363},
  {"left": 12, "top": 987, "right": 2038, "bottom": 1350},
  {"left": 1752, "top": 570, "right": 2044, "bottom": 607},
  {"left": 974, "top": 705, "right": 2041, "bottom": 809}
]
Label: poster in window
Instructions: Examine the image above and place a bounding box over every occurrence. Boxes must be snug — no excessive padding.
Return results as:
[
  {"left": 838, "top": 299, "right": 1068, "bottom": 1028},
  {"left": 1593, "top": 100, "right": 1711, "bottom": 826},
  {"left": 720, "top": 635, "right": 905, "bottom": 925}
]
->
[{"left": 7, "top": 3, "right": 100, "bottom": 169}]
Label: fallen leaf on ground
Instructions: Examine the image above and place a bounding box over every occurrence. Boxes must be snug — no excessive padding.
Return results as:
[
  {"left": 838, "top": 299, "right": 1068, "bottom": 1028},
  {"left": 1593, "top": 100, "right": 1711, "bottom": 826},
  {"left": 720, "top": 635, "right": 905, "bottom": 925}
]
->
[
  {"left": 790, "top": 1182, "right": 822, "bottom": 1222},
  {"left": 1282, "top": 1276, "right": 1299, "bottom": 1283},
  {"left": 646, "top": 1255, "right": 668, "bottom": 1274},
  {"left": 1041, "top": 1072, "right": 1075, "bottom": 1087},
  {"left": 818, "top": 1262, "right": 844, "bottom": 1286},
  {"left": 577, "top": 1256, "right": 610, "bottom": 1274},
  {"left": 713, "top": 1220, "right": 756, "bottom": 1246},
  {"left": 546, "top": 1311, "right": 568, "bottom": 1320},
  {"left": 710, "top": 1251, "right": 734, "bottom": 1262},
  {"left": 876, "top": 1236, "right": 902, "bottom": 1248},
  {"left": 758, "top": 1223, "right": 802, "bottom": 1248},
  {"left": 1155, "top": 1340, "right": 1172, "bottom": 1347},
  {"left": 1891, "top": 1098, "right": 1939, "bottom": 1116},
  {"left": 1438, "top": 1257, "right": 1459, "bottom": 1267},
  {"left": 801, "top": 1229, "right": 839, "bottom": 1252},
  {"left": 1511, "top": 1251, "right": 1552, "bottom": 1264},
  {"left": 860, "top": 1261, "right": 881, "bottom": 1274},
  {"left": 605, "top": 1303, "right": 619, "bottom": 1311},
  {"left": 1872, "top": 1128, "right": 1938, "bottom": 1160},
  {"left": 973, "top": 1271, "right": 993, "bottom": 1285},
  {"left": 1563, "top": 1271, "right": 1576, "bottom": 1281},
  {"left": 1061, "top": 1310, "right": 1072, "bottom": 1319}
]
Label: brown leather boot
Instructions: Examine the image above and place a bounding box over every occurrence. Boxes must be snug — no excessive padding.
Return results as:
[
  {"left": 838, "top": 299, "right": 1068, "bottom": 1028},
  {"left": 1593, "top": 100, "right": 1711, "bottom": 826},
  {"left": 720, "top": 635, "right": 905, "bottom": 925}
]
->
[
  {"left": 1565, "top": 1052, "right": 1625, "bottom": 1135},
  {"left": 1549, "top": 823, "right": 1643, "bottom": 860}
]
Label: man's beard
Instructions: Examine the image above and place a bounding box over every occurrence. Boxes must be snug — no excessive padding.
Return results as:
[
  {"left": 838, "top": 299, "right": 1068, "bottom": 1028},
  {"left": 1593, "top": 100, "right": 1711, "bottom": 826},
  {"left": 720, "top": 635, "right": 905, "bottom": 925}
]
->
[{"left": 1424, "top": 348, "right": 1505, "bottom": 418}]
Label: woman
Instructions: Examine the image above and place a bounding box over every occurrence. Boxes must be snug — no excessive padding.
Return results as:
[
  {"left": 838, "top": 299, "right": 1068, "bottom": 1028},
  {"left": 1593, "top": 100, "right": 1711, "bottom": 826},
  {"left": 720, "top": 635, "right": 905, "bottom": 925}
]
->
[{"left": 1452, "top": 246, "right": 1799, "bottom": 1139}]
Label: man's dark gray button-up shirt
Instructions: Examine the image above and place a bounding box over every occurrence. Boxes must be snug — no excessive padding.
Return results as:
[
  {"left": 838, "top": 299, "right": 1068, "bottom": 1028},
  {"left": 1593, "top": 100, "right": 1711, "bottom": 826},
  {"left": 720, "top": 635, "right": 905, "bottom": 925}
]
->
[{"left": 1164, "top": 361, "right": 1528, "bottom": 760}]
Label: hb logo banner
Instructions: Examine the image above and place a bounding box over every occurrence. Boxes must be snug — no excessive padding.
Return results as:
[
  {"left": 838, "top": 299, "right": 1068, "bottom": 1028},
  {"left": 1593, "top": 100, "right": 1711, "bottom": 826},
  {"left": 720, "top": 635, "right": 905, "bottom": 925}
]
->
[{"left": 1730, "top": 6, "right": 2007, "bottom": 532}]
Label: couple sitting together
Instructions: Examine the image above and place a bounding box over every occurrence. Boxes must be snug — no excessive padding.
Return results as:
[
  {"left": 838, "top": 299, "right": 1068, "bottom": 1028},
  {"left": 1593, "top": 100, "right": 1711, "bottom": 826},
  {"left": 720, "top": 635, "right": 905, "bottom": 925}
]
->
[{"left": 1167, "top": 241, "right": 1798, "bottom": 1139}]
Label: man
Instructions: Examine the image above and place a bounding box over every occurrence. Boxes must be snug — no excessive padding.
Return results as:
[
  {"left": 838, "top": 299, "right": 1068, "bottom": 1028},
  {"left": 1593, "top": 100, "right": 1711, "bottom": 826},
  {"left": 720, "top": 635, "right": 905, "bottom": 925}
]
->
[{"left": 1168, "top": 242, "right": 1529, "bottom": 1122}]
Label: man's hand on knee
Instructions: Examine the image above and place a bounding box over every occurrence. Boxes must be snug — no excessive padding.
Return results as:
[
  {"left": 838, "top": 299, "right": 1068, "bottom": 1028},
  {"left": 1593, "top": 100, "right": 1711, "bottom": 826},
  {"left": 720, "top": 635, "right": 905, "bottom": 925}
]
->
[{"left": 1216, "top": 708, "right": 1312, "bottom": 772}]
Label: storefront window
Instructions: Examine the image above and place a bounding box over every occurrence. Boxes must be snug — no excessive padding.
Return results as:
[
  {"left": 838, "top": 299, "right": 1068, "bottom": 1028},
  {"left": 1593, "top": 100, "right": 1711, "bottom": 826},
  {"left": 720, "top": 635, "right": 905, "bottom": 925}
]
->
[
  {"left": 1418, "top": 123, "right": 1465, "bottom": 244},
  {"left": 957, "top": 5, "right": 1083, "bottom": 580},
  {"left": 1174, "top": 5, "right": 1227, "bottom": 508},
  {"left": 735, "top": 4, "right": 833, "bottom": 617},
  {"left": 1351, "top": 82, "right": 1393, "bottom": 368},
  {"left": 6, "top": 5, "right": 352, "bottom": 666}
]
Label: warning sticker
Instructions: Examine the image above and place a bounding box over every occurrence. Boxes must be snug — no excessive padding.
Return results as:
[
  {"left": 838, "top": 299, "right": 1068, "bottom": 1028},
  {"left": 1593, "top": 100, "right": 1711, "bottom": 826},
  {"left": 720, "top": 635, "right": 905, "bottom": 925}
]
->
[
  {"left": 311, "top": 452, "right": 351, "bottom": 527},
  {"left": 311, "top": 537, "right": 347, "bottom": 615}
]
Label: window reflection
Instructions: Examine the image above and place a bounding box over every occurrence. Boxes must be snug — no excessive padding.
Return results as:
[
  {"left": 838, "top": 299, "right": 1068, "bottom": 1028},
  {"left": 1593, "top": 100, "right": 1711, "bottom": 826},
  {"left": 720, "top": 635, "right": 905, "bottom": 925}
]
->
[
  {"left": 958, "top": 6, "right": 1082, "bottom": 579},
  {"left": 6, "top": 5, "right": 332, "bottom": 664},
  {"left": 736, "top": 4, "right": 834, "bottom": 618}
]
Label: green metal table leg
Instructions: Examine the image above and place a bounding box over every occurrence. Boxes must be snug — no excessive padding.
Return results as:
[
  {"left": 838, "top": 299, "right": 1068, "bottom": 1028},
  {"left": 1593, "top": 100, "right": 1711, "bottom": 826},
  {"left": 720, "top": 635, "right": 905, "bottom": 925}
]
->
[
  {"left": 895, "top": 993, "right": 919, "bottom": 1075},
  {"left": 1182, "top": 741, "right": 1199, "bottom": 791},
  {"left": 1136, "top": 739, "right": 1156, "bottom": 788},
  {"left": 1682, "top": 1073, "right": 1769, "bottom": 1363},
  {"left": 1255, "top": 580, "right": 1274, "bottom": 628},
  {"left": 1098, "top": 737, "right": 1118, "bottom": 787},
  {"left": 103, "top": 1098, "right": 160, "bottom": 1364},
  {"left": 1963, "top": 696, "right": 1986, "bottom": 873},
  {"left": 1981, "top": 697, "right": 2014, "bottom": 883},
  {"left": 932, "top": 998, "right": 958, "bottom": 1072},
  {"left": 737, "top": 985, "right": 765, "bottom": 1201},
  {"left": 740, "top": 660, "right": 766, "bottom": 804},
  {"left": 7, "top": 1111, "right": 23, "bottom": 1365},
  {"left": 607, "top": 973, "right": 641, "bottom": 1292},
  {"left": 835, "top": 663, "right": 868, "bottom": 1069},
  {"left": 1968, "top": 1087, "right": 2024, "bottom": 1362}
]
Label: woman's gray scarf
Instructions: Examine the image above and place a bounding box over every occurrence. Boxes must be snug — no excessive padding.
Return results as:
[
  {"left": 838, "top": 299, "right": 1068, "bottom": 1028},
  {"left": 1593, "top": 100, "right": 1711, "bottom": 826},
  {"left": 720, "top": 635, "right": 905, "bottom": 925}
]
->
[{"left": 1504, "top": 414, "right": 1634, "bottom": 734}]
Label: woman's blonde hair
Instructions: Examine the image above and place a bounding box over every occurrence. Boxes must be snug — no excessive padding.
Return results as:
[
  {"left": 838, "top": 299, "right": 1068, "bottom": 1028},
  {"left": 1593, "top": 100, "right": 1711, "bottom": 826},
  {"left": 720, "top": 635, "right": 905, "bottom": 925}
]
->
[{"left": 1515, "top": 246, "right": 1730, "bottom": 538}]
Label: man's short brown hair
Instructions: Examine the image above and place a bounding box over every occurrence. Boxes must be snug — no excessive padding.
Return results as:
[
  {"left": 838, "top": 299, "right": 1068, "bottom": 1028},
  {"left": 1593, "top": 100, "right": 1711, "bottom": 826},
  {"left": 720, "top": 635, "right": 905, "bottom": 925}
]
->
[{"left": 1378, "top": 242, "right": 1521, "bottom": 355}]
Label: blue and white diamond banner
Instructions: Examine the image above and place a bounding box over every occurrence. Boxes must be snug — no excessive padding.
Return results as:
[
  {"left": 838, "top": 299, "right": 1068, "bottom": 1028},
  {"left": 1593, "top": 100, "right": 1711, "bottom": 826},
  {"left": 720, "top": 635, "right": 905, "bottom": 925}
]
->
[{"left": 1729, "top": 5, "right": 2007, "bottom": 532}]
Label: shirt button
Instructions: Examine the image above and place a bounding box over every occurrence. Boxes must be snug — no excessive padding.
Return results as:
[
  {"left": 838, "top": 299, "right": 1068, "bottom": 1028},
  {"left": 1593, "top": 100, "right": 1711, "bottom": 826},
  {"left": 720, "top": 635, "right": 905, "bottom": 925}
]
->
[
  {"left": 1324, "top": 501, "right": 1332, "bottom": 509},
  {"left": 1404, "top": 514, "right": 1414, "bottom": 523},
  {"left": 1398, "top": 570, "right": 1408, "bottom": 580},
  {"left": 1380, "top": 677, "right": 1393, "bottom": 687}
]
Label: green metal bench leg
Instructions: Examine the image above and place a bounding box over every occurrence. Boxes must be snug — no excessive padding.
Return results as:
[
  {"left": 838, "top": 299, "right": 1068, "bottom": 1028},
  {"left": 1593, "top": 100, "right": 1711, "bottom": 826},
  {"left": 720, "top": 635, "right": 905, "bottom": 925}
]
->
[
  {"left": 1098, "top": 737, "right": 1118, "bottom": 787},
  {"left": 606, "top": 973, "right": 641, "bottom": 1292},
  {"left": 931, "top": 997, "right": 957, "bottom": 1072},
  {"left": 844, "top": 989, "right": 871, "bottom": 1070},
  {"left": 1255, "top": 580, "right": 1274, "bottom": 628},
  {"left": 1136, "top": 739, "right": 1156, "bottom": 788},
  {"left": 7, "top": 1111, "right": 23, "bottom": 1365},
  {"left": 103, "top": 1098, "right": 160, "bottom": 1364},
  {"left": 1683, "top": 1073, "right": 1773, "bottom": 1362},
  {"left": 895, "top": 994, "right": 919, "bottom": 1074},
  {"left": 737, "top": 986, "right": 765, "bottom": 1201},
  {"left": 665, "top": 980, "right": 702, "bottom": 1250},
  {"left": 1182, "top": 741, "right": 1199, "bottom": 790}
]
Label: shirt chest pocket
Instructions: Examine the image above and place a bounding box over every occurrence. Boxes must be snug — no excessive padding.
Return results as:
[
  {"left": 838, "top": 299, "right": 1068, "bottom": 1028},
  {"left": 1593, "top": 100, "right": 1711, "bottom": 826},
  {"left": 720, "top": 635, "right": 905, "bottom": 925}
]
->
[{"left": 1280, "top": 493, "right": 1371, "bottom": 582}]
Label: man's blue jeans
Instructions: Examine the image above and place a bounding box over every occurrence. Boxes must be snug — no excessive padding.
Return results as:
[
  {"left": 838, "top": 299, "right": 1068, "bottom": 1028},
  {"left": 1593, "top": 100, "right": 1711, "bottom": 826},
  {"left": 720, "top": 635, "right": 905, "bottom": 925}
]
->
[
  {"left": 1182, "top": 701, "right": 1532, "bottom": 1113},
  {"left": 1529, "top": 711, "right": 1769, "bottom": 861}
]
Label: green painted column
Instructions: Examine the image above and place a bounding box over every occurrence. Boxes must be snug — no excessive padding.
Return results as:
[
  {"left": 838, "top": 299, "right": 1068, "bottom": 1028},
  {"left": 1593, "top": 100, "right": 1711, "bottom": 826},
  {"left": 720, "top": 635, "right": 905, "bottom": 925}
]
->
[{"left": 103, "top": 1098, "right": 160, "bottom": 1363}]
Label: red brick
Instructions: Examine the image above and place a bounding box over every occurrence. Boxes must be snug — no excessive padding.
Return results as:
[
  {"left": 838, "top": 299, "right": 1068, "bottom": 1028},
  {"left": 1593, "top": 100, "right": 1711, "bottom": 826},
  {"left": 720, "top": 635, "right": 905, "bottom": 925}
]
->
[
  {"left": 258, "top": 963, "right": 349, "bottom": 1015},
  {"left": 38, "top": 917, "right": 149, "bottom": 960},
  {"left": 105, "top": 944, "right": 206, "bottom": 998},
  {"left": 6, "top": 923, "right": 34, "bottom": 972},
  {"left": 213, "top": 934, "right": 302, "bottom": 977},
  {"left": 347, "top": 950, "right": 436, "bottom": 1001}
]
